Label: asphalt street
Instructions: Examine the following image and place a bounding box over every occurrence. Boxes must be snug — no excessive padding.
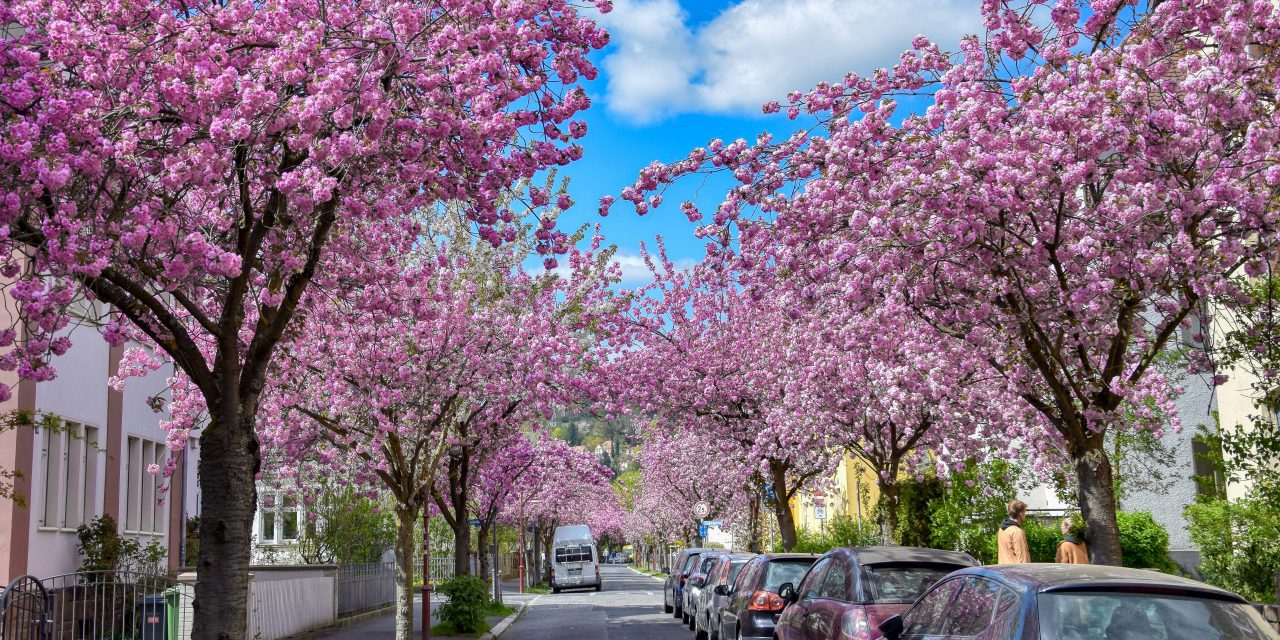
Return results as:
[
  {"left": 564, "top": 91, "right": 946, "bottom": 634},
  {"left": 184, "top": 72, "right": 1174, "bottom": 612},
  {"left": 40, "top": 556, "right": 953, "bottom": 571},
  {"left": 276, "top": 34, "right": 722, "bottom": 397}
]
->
[{"left": 502, "top": 565, "right": 688, "bottom": 640}]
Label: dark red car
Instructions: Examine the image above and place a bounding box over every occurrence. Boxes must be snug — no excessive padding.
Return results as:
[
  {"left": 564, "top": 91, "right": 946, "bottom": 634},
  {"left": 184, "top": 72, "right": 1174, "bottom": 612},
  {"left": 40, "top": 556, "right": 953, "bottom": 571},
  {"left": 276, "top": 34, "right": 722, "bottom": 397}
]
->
[{"left": 775, "top": 547, "right": 979, "bottom": 640}]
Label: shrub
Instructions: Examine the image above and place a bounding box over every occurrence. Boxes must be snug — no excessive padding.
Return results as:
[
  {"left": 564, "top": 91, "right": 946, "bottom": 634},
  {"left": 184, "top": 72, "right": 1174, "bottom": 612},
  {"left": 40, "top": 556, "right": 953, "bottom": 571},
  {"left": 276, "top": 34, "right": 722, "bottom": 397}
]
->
[
  {"left": 1116, "top": 511, "right": 1176, "bottom": 572},
  {"left": 1186, "top": 495, "right": 1280, "bottom": 602},
  {"left": 77, "top": 514, "right": 166, "bottom": 575},
  {"left": 1023, "top": 519, "right": 1061, "bottom": 563},
  {"left": 776, "top": 514, "right": 880, "bottom": 553},
  {"left": 437, "top": 575, "right": 490, "bottom": 633}
]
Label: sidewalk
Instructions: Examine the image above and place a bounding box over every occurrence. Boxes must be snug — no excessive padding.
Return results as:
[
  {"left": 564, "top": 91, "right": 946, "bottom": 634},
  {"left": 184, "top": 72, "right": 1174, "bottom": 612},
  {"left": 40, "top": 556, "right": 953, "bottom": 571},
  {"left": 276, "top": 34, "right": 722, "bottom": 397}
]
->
[{"left": 311, "top": 584, "right": 536, "bottom": 640}]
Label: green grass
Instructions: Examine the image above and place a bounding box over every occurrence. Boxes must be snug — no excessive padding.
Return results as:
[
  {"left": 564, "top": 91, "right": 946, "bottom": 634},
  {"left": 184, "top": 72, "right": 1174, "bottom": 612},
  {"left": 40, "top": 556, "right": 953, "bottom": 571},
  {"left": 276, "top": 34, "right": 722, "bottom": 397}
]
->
[
  {"left": 632, "top": 568, "right": 666, "bottom": 578},
  {"left": 485, "top": 602, "right": 516, "bottom": 617},
  {"left": 523, "top": 583, "right": 552, "bottom": 594},
  {"left": 429, "top": 604, "right": 515, "bottom": 637}
]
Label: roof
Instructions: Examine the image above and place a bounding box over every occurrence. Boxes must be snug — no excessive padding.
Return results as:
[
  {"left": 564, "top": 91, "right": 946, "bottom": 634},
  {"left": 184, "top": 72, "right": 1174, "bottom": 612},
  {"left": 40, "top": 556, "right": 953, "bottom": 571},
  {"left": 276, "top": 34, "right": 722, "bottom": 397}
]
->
[
  {"left": 760, "top": 553, "right": 820, "bottom": 561},
  {"left": 964, "top": 565, "right": 1248, "bottom": 602},
  {"left": 845, "top": 546, "right": 980, "bottom": 568}
]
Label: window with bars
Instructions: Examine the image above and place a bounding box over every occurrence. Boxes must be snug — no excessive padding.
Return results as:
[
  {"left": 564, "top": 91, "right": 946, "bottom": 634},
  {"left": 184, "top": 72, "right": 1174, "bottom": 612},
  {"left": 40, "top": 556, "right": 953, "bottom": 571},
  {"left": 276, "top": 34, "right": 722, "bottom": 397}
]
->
[
  {"left": 39, "top": 421, "right": 101, "bottom": 531},
  {"left": 125, "top": 436, "right": 168, "bottom": 534}
]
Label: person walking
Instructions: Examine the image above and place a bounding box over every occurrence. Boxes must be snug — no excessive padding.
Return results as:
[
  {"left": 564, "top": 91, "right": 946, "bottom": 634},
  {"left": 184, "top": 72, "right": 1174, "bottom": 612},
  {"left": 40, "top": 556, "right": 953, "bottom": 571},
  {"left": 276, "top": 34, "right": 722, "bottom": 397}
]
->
[
  {"left": 998, "top": 499, "right": 1031, "bottom": 564},
  {"left": 1056, "top": 517, "right": 1089, "bottom": 564}
]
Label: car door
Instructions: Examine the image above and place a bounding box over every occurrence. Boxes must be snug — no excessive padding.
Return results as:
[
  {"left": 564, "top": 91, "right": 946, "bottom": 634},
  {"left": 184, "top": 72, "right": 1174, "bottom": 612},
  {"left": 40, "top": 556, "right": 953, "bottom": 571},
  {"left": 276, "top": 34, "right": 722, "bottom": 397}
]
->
[
  {"left": 939, "top": 577, "right": 1022, "bottom": 640},
  {"left": 807, "top": 558, "right": 851, "bottom": 640},
  {"left": 899, "top": 577, "right": 965, "bottom": 640},
  {"left": 722, "top": 557, "right": 762, "bottom": 639},
  {"left": 780, "top": 557, "right": 831, "bottom": 640}
]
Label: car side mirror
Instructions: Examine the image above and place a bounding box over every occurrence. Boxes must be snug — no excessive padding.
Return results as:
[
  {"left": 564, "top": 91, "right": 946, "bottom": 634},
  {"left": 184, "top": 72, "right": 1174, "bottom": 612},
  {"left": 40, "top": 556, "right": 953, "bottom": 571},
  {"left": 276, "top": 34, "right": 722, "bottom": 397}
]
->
[
  {"left": 879, "top": 615, "right": 904, "bottom": 640},
  {"left": 714, "top": 584, "right": 730, "bottom": 596},
  {"left": 661, "top": 567, "right": 670, "bottom": 574},
  {"left": 690, "top": 576, "right": 706, "bottom": 588},
  {"left": 778, "top": 582, "right": 797, "bottom": 603}
]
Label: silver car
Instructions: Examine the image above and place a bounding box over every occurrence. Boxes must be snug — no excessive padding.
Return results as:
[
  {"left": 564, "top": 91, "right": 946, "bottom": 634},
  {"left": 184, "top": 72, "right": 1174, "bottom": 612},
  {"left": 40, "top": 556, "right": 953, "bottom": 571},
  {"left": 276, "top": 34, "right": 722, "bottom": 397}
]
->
[
  {"left": 695, "top": 552, "right": 755, "bottom": 640},
  {"left": 683, "top": 554, "right": 722, "bottom": 628}
]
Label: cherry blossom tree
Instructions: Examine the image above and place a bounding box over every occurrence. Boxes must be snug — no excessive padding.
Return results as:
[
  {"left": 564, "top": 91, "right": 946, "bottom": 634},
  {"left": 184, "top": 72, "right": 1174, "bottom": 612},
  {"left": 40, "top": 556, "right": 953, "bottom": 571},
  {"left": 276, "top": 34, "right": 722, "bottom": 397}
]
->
[
  {"left": 613, "top": 0, "right": 1280, "bottom": 564},
  {"left": 0, "top": 0, "right": 608, "bottom": 632}
]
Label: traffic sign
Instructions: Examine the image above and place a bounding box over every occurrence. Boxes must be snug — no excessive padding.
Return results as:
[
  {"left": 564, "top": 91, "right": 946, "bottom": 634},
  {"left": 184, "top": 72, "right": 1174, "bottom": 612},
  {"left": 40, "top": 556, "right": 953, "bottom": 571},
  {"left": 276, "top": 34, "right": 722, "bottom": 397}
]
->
[
  {"left": 468, "top": 518, "right": 484, "bottom": 527},
  {"left": 814, "top": 506, "right": 828, "bottom": 521},
  {"left": 702, "top": 520, "right": 723, "bottom": 527},
  {"left": 693, "top": 501, "right": 711, "bottom": 518},
  {"left": 698, "top": 524, "right": 709, "bottom": 538}
]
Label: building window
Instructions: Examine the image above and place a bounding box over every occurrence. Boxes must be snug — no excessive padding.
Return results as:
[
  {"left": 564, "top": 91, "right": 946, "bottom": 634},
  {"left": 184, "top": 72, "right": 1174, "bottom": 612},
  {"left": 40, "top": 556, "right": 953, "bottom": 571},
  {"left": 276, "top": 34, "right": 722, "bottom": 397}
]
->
[
  {"left": 257, "top": 491, "right": 301, "bottom": 545},
  {"left": 125, "top": 436, "right": 167, "bottom": 535},
  {"left": 39, "top": 421, "right": 102, "bottom": 531}
]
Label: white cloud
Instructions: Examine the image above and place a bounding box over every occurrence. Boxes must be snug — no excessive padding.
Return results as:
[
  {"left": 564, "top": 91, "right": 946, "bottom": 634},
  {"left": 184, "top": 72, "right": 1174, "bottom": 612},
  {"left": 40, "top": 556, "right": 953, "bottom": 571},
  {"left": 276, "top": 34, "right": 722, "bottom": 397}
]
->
[
  {"left": 595, "top": 0, "right": 983, "bottom": 123},
  {"left": 532, "top": 251, "right": 696, "bottom": 285}
]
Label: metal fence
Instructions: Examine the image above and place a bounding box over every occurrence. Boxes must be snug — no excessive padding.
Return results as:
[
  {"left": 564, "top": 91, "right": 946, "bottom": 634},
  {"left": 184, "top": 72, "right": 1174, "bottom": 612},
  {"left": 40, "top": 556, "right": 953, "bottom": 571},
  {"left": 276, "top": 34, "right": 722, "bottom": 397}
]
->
[
  {"left": 337, "top": 563, "right": 395, "bottom": 617},
  {"left": 1, "top": 576, "right": 50, "bottom": 640},
  {"left": 35, "top": 570, "right": 193, "bottom": 640}
]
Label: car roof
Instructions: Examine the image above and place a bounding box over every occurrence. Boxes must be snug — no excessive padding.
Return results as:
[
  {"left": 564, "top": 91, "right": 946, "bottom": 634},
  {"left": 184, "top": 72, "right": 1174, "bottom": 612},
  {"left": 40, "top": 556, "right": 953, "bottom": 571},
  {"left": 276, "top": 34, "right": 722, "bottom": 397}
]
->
[
  {"left": 957, "top": 565, "right": 1249, "bottom": 603},
  {"left": 839, "top": 546, "right": 979, "bottom": 567},
  {"left": 760, "top": 553, "right": 820, "bottom": 561}
]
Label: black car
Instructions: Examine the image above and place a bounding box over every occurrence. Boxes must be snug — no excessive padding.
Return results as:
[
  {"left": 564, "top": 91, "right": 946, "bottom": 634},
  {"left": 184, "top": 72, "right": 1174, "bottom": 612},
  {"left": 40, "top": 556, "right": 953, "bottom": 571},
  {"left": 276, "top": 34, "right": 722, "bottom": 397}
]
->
[
  {"left": 716, "top": 553, "right": 819, "bottom": 640},
  {"left": 879, "top": 564, "right": 1280, "bottom": 640},
  {"left": 665, "top": 547, "right": 713, "bottom": 619}
]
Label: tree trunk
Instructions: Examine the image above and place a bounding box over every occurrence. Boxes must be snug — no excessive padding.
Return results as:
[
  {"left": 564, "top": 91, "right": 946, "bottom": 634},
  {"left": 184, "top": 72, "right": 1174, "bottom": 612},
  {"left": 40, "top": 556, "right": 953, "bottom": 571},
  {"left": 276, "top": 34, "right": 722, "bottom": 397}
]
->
[
  {"left": 1075, "top": 437, "right": 1123, "bottom": 565},
  {"left": 879, "top": 480, "right": 900, "bottom": 545},
  {"left": 747, "top": 496, "right": 762, "bottom": 553},
  {"left": 453, "top": 516, "right": 471, "bottom": 577},
  {"left": 768, "top": 461, "right": 798, "bottom": 551},
  {"left": 394, "top": 506, "right": 418, "bottom": 640},
  {"left": 192, "top": 400, "right": 259, "bottom": 640}
]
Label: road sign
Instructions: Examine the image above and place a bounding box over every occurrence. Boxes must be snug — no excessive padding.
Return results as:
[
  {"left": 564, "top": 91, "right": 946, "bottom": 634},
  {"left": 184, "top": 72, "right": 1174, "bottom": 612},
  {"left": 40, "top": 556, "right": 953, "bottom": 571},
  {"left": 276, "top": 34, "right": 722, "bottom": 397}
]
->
[
  {"left": 693, "top": 501, "right": 711, "bottom": 518},
  {"left": 813, "top": 497, "right": 825, "bottom": 507},
  {"left": 702, "top": 520, "right": 723, "bottom": 527},
  {"left": 814, "top": 506, "right": 828, "bottom": 521},
  {"left": 698, "top": 524, "right": 709, "bottom": 538},
  {"left": 468, "top": 518, "right": 484, "bottom": 527}
]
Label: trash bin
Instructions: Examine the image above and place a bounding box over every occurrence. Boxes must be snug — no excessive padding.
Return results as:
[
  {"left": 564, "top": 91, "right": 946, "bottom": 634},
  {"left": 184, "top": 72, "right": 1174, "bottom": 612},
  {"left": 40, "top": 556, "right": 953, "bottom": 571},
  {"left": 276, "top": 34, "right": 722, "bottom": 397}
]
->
[
  {"left": 163, "top": 586, "right": 186, "bottom": 640},
  {"left": 136, "top": 593, "right": 167, "bottom": 640}
]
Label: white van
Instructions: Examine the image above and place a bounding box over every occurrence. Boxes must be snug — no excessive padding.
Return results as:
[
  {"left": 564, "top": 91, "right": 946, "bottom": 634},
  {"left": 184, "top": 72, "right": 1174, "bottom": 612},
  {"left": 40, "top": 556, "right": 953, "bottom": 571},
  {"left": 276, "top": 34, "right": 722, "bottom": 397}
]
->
[{"left": 550, "top": 524, "right": 601, "bottom": 593}]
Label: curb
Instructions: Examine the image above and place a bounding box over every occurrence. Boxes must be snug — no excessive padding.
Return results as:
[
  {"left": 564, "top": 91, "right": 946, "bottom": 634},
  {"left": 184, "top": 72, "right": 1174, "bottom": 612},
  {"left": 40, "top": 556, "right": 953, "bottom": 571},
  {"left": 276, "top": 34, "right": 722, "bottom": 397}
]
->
[
  {"left": 629, "top": 567, "right": 665, "bottom": 582},
  {"left": 482, "top": 597, "right": 538, "bottom": 639}
]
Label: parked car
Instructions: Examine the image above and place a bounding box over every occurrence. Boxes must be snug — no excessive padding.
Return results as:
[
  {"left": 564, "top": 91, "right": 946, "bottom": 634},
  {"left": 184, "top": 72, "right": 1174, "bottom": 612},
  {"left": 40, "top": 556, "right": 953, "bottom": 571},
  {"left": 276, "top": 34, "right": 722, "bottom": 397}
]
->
[
  {"left": 718, "top": 553, "right": 820, "bottom": 640},
  {"left": 776, "top": 546, "right": 979, "bottom": 640},
  {"left": 695, "top": 552, "right": 756, "bottom": 640},
  {"left": 878, "top": 564, "right": 1280, "bottom": 640},
  {"left": 666, "top": 548, "right": 713, "bottom": 619},
  {"left": 685, "top": 554, "right": 725, "bottom": 628}
]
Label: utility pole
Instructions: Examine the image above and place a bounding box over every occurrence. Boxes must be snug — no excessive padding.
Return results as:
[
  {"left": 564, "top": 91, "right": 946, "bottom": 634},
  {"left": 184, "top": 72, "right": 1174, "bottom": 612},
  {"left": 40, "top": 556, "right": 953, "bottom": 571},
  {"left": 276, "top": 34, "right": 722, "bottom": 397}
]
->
[{"left": 422, "top": 511, "right": 431, "bottom": 640}]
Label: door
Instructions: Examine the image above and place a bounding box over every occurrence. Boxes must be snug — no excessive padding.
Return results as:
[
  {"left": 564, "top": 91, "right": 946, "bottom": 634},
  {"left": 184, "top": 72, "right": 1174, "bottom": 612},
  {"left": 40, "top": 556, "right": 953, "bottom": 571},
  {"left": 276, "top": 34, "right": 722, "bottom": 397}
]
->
[
  {"left": 939, "top": 577, "right": 1021, "bottom": 640},
  {"left": 781, "top": 557, "right": 830, "bottom": 640},
  {"left": 807, "top": 559, "right": 851, "bottom": 640},
  {"left": 899, "top": 577, "right": 965, "bottom": 640}
]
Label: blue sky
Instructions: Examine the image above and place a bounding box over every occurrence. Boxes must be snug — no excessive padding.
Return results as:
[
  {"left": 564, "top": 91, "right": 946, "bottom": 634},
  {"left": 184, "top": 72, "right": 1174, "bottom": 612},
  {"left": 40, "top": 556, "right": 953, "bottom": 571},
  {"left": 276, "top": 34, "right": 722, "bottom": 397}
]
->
[{"left": 540, "top": 0, "right": 984, "bottom": 282}]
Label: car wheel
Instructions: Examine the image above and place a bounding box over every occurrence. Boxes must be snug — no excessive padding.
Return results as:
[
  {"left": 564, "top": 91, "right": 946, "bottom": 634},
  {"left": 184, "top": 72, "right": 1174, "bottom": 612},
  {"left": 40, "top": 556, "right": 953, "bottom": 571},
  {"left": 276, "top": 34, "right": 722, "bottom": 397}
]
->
[
  {"left": 552, "top": 587, "right": 561, "bottom": 594},
  {"left": 695, "top": 626, "right": 708, "bottom": 640},
  {"left": 675, "top": 606, "right": 682, "bottom": 620},
  {"left": 664, "top": 603, "right": 674, "bottom": 614},
  {"left": 688, "top": 611, "right": 696, "bottom": 631}
]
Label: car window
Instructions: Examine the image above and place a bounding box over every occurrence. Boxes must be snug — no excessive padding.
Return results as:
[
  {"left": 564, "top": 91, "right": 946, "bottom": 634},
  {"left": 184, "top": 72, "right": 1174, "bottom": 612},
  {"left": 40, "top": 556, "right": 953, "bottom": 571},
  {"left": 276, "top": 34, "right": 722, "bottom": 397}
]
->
[
  {"left": 864, "top": 564, "right": 958, "bottom": 603},
  {"left": 554, "top": 545, "right": 593, "bottom": 563},
  {"left": 764, "top": 560, "right": 816, "bottom": 592},
  {"left": 902, "top": 577, "right": 964, "bottom": 638},
  {"left": 735, "top": 558, "right": 761, "bottom": 592},
  {"left": 683, "top": 554, "right": 701, "bottom": 574},
  {"left": 818, "top": 560, "right": 849, "bottom": 602},
  {"left": 943, "top": 577, "right": 1020, "bottom": 639},
  {"left": 799, "top": 558, "right": 831, "bottom": 601},
  {"left": 727, "top": 560, "right": 749, "bottom": 588},
  {"left": 1039, "top": 592, "right": 1280, "bottom": 640}
]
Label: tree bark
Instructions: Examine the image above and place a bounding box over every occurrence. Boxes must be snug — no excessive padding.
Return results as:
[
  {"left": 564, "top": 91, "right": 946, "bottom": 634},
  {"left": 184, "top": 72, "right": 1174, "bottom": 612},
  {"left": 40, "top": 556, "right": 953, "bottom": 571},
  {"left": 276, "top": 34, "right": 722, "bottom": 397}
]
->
[
  {"left": 192, "top": 398, "right": 259, "bottom": 640},
  {"left": 394, "top": 506, "right": 418, "bottom": 640},
  {"left": 746, "top": 495, "right": 762, "bottom": 553},
  {"left": 879, "top": 480, "right": 900, "bottom": 545},
  {"left": 1075, "top": 436, "right": 1123, "bottom": 565},
  {"left": 453, "top": 516, "right": 471, "bottom": 577},
  {"left": 768, "top": 461, "right": 798, "bottom": 551},
  {"left": 477, "top": 523, "right": 491, "bottom": 588}
]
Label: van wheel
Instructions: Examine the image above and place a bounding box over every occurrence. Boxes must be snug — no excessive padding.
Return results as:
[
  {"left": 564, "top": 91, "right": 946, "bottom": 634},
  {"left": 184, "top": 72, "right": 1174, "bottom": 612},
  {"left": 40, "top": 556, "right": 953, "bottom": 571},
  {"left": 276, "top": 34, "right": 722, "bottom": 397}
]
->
[
  {"left": 553, "top": 587, "right": 561, "bottom": 594},
  {"left": 594, "top": 584, "right": 602, "bottom": 592}
]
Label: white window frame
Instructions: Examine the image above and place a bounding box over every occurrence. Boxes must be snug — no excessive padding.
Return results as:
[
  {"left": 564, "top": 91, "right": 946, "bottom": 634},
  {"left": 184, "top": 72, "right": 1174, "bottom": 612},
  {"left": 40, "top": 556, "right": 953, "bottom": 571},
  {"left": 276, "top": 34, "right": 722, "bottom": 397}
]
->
[
  {"left": 256, "top": 490, "right": 303, "bottom": 546},
  {"left": 124, "top": 435, "right": 168, "bottom": 536},
  {"left": 38, "top": 420, "right": 102, "bottom": 532}
]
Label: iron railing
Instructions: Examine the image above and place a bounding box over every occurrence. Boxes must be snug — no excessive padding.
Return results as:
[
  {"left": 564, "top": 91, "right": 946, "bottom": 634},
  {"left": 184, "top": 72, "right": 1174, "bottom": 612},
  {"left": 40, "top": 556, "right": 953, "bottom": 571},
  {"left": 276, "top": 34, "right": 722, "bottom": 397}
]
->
[
  {"left": 1, "top": 576, "right": 50, "bottom": 640},
  {"left": 336, "top": 563, "right": 395, "bottom": 617},
  {"left": 37, "top": 570, "right": 192, "bottom": 640}
]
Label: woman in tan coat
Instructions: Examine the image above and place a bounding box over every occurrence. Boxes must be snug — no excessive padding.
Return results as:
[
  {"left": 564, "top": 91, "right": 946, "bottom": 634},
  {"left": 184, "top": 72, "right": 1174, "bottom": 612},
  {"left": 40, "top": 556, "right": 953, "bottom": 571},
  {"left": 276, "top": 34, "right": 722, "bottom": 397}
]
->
[
  {"left": 997, "top": 500, "right": 1031, "bottom": 564},
  {"left": 1056, "top": 518, "right": 1089, "bottom": 564}
]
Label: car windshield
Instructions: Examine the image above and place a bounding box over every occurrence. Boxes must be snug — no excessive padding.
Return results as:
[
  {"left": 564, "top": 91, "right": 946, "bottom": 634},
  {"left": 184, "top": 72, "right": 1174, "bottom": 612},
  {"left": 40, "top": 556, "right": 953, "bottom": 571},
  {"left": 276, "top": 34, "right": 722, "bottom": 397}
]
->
[
  {"left": 1039, "top": 591, "right": 1280, "bottom": 640},
  {"left": 555, "top": 545, "right": 593, "bottom": 563},
  {"left": 863, "top": 564, "right": 956, "bottom": 603},
  {"left": 763, "top": 560, "right": 814, "bottom": 592}
]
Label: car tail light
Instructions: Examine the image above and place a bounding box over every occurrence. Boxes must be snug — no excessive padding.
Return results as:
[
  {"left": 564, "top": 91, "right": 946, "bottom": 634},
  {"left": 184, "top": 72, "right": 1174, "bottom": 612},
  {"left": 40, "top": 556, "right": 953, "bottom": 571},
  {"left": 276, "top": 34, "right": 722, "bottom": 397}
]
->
[
  {"left": 839, "top": 607, "right": 872, "bottom": 640},
  {"left": 746, "top": 590, "right": 786, "bottom": 612}
]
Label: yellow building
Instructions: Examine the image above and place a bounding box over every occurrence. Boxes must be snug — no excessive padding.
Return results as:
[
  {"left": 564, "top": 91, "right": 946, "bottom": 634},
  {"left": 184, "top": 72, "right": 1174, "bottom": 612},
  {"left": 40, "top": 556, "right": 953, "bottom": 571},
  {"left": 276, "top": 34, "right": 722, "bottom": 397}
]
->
[{"left": 791, "top": 454, "right": 880, "bottom": 534}]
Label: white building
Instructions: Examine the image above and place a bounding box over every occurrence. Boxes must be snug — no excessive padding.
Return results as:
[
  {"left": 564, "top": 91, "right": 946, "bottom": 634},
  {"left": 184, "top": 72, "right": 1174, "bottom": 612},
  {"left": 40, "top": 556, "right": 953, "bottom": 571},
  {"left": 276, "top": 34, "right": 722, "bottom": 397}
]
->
[{"left": 0, "top": 317, "right": 199, "bottom": 583}]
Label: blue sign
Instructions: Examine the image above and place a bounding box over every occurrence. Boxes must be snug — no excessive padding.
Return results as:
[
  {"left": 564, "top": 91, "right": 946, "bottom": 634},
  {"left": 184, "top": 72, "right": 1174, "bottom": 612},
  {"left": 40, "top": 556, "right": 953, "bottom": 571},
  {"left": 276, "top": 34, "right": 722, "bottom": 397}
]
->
[
  {"left": 697, "top": 525, "right": 709, "bottom": 538},
  {"left": 702, "top": 520, "right": 723, "bottom": 527},
  {"left": 468, "top": 518, "right": 484, "bottom": 527},
  {"left": 762, "top": 483, "right": 776, "bottom": 501}
]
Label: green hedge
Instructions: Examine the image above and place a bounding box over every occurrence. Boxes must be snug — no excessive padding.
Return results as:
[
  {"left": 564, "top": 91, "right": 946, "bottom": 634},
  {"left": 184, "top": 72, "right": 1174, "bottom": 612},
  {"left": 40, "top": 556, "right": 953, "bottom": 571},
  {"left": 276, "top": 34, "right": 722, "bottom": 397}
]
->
[
  {"left": 437, "top": 575, "right": 490, "bottom": 633},
  {"left": 1116, "top": 511, "right": 1177, "bottom": 572},
  {"left": 1186, "top": 496, "right": 1280, "bottom": 602}
]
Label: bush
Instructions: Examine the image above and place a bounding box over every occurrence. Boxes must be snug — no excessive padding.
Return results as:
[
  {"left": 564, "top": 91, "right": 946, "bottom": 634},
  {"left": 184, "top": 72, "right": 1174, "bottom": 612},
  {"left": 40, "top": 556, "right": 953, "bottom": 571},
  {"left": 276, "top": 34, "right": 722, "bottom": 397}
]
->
[
  {"left": 437, "top": 575, "right": 490, "bottom": 633},
  {"left": 1116, "top": 511, "right": 1176, "bottom": 572},
  {"left": 1186, "top": 495, "right": 1280, "bottom": 602},
  {"left": 775, "top": 514, "right": 880, "bottom": 553},
  {"left": 1023, "top": 520, "right": 1061, "bottom": 563},
  {"left": 77, "top": 514, "right": 166, "bottom": 575}
]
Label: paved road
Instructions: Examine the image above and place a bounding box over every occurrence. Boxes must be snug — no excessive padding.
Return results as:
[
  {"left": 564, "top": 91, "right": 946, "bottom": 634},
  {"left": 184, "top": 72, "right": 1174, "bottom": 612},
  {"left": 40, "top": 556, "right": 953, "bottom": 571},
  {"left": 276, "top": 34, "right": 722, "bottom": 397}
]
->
[{"left": 503, "top": 565, "right": 689, "bottom": 640}]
